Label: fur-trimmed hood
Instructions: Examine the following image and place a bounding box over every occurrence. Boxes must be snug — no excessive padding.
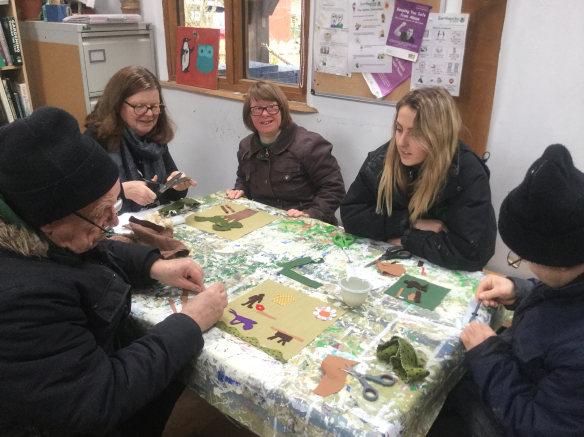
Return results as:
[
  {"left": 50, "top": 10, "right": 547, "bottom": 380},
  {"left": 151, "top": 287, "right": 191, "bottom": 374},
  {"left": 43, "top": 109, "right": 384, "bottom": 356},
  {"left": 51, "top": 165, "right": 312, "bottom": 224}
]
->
[{"left": 0, "top": 218, "right": 48, "bottom": 257}]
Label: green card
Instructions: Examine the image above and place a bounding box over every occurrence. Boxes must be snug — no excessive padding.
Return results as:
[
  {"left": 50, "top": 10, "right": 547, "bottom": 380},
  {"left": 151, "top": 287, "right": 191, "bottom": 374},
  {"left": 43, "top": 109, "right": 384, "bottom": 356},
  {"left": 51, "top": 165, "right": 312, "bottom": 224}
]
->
[{"left": 384, "top": 274, "right": 451, "bottom": 311}]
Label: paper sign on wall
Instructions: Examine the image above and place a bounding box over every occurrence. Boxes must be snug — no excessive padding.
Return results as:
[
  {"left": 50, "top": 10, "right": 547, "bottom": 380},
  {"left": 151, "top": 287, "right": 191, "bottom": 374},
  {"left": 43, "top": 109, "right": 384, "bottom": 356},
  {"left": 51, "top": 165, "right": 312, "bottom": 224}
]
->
[{"left": 384, "top": 0, "right": 431, "bottom": 62}]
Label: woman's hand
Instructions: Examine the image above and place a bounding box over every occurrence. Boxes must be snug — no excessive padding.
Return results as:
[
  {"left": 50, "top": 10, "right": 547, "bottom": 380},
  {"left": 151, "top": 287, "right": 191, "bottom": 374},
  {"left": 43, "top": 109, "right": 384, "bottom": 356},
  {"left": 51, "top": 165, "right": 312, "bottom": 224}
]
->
[
  {"left": 123, "top": 181, "right": 157, "bottom": 205},
  {"left": 168, "top": 171, "right": 197, "bottom": 191},
  {"left": 387, "top": 237, "right": 402, "bottom": 245},
  {"left": 287, "top": 209, "right": 309, "bottom": 218},
  {"left": 226, "top": 189, "right": 245, "bottom": 200},
  {"left": 475, "top": 275, "right": 516, "bottom": 308},
  {"left": 413, "top": 219, "right": 449, "bottom": 233}
]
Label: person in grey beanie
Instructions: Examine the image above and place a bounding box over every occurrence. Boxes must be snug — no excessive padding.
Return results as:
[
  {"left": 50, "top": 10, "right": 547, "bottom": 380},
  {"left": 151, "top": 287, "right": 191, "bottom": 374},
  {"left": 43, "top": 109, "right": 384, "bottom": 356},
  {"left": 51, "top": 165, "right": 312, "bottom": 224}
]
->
[
  {"left": 0, "top": 107, "right": 227, "bottom": 437},
  {"left": 428, "top": 144, "right": 584, "bottom": 437}
]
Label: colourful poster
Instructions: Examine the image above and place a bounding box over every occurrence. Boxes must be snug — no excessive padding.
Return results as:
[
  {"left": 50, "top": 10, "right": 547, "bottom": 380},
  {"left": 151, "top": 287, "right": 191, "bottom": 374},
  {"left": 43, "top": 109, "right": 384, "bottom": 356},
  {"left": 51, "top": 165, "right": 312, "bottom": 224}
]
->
[
  {"left": 384, "top": 0, "right": 431, "bottom": 62},
  {"left": 363, "top": 57, "right": 412, "bottom": 98},
  {"left": 176, "top": 27, "right": 219, "bottom": 90}
]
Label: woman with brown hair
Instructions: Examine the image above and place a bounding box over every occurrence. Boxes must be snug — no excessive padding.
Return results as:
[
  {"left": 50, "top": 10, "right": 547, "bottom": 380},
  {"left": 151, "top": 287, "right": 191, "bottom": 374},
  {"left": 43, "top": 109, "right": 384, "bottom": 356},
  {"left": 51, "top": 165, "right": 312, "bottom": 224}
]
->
[
  {"left": 84, "top": 65, "right": 196, "bottom": 214},
  {"left": 226, "top": 81, "right": 345, "bottom": 225},
  {"left": 341, "top": 87, "right": 496, "bottom": 271}
]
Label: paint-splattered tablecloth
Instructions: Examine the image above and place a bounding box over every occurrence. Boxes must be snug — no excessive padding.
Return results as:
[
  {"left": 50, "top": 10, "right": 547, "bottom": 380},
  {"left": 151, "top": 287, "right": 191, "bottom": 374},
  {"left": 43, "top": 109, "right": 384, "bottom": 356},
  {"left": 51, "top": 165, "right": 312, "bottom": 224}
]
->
[{"left": 128, "top": 192, "right": 510, "bottom": 437}]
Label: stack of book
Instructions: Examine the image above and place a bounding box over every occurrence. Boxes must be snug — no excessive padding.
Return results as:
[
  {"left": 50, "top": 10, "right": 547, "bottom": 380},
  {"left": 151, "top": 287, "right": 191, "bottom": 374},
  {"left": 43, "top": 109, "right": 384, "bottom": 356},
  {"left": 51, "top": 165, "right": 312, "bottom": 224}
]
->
[
  {"left": 0, "top": 15, "right": 22, "bottom": 67},
  {"left": 0, "top": 77, "right": 31, "bottom": 126}
]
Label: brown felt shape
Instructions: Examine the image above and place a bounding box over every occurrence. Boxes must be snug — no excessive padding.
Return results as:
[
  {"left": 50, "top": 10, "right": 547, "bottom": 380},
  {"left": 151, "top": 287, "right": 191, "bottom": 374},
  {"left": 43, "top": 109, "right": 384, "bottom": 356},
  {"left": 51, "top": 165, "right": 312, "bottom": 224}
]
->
[
  {"left": 223, "top": 208, "right": 258, "bottom": 222},
  {"left": 375, "top": 260, "right": 406, "bottom": 277},
  {"left": 313, "top": 355, "right": 359, "bottom": 397},
  {"left": 414, "top": 290, "right": 421, "bottom": 303}
]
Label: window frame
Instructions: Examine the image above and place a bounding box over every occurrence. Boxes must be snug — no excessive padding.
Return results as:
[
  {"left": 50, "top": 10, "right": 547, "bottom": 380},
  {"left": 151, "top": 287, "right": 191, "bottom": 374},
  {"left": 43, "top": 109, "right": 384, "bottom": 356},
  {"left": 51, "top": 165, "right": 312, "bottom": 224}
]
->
[{"left": 162, "top": 0, "right": 310, "bottom": 103}]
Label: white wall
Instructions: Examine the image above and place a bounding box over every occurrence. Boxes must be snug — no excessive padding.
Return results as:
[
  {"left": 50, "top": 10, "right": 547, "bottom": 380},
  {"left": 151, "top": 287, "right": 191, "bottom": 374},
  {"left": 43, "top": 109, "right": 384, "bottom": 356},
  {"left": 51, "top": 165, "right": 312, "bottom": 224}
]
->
[{"left": 138, "top": 0, "right": 584, "bottom": 278}]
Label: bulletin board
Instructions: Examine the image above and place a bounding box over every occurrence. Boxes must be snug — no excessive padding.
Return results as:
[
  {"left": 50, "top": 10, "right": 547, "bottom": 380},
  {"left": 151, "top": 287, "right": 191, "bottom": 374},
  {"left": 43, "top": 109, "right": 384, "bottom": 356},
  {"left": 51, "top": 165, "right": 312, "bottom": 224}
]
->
[{"left": 312, "top": 0, "right": 507, "bottom": 157}]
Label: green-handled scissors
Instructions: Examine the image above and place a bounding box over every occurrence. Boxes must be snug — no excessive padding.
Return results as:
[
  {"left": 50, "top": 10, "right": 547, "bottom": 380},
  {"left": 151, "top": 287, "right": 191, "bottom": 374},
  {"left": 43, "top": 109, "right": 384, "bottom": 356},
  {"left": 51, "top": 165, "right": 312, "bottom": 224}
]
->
[{"left": 333, "top": 234, "right": 355, "bottom": 263}]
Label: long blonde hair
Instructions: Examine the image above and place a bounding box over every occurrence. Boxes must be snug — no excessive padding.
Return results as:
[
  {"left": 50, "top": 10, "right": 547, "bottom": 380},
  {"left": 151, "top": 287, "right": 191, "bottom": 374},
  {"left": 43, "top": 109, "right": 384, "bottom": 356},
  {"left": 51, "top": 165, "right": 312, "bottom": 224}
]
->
[{"left": 377, "top": 87, "right": 461, "bottom": 222}]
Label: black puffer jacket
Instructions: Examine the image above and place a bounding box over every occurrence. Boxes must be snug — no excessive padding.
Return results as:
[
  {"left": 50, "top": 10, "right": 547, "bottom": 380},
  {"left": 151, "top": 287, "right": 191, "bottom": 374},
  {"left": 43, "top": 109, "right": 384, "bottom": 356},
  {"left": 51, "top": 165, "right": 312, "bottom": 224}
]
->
[
  {"left": 340, "top": 141, "right": 496, "bottom": 271},
  {"left": 0, "top": 224, "right": 203, "bottom": 436}
]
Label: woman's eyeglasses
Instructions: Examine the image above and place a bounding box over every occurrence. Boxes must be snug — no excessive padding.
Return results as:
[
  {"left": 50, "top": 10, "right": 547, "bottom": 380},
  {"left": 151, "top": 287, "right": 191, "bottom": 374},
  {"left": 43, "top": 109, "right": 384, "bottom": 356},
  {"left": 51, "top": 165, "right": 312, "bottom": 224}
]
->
[
  {"left": 124, "top": 101, "right": 165, "bottom": 116},
  {"left": 74, "top": 198, "right": 123, "bottom": 235},
  {"left": 507, "top": 250, "right": 522, "bottom": 269},
  {"left": 250, "top": 104, "right": 280, "bottom": 116}
]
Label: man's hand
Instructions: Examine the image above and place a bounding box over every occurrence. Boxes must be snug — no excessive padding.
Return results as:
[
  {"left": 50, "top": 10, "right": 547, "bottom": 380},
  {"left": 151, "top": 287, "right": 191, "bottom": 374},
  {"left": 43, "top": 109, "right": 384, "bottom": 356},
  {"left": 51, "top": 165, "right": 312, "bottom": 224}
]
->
[
  {"left": 475, "top": 275, "right": 516, "bottom": 308},
  {"left": 123, "top": 181, "right": 157, "bottom": 205},
  {"left": 387, "top": 237, "right": 402, "bottom": 245},
  {"left": 168, "top": 171, "right": 197, "bottom": 192},
  {"left": 181, "top": 283, "right": 228, "bottom": 330},
  {"left": 412, "top": 219, "right": 449, "bottom": 233},
  {"left": 286, "top": 209, "right": 310, "bottom": 218},
  {"left": 150, "top": 258, "right": 205, "bottom": 292},
  {"left": 226, "top": 189, "right": 245, "bottom": 200},
  {"left": 461, "top": 321, "right": 496, "bottom": 351}
]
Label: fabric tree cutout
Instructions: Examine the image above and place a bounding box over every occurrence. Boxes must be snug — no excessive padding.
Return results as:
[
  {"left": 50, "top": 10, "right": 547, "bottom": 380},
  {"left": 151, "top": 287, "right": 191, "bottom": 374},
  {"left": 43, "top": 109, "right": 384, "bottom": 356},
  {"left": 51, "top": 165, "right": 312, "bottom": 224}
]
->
[
  {"left": 376, "top": 336, "right": 429, "bottom": 383},
  {"left": 194, "top": 215, "right": 243, "bottom": 231},
  {"left": 272, "top": 293, "right": 295, "bottom": 306},
  {"left": 384, "top": 274, "right": 451, "bottom": 311},
  {"left": 313, "top": 355, "right": 359, "bottom": 397},
  {"left": 241, "top": 294, "right": 264, "bottom": 309},
  {"left": 375, "top": 260, "right": 406, "bottom": 277},
  {"left": 222, "top": 208, "right": 258, "bottom": 222},
  {"left": 229, "top": 309, "right": 257, "bottom": 330},
  {"left": 266, "top": 326, "right": 304, "bottom": 346}
]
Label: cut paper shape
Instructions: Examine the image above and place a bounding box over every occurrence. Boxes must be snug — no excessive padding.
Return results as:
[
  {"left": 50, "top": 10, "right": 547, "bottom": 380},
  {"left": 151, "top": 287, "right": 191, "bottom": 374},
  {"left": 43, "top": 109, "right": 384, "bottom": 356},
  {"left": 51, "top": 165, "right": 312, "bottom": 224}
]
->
[
  {"left": 414, "top": 290, "right": 421, "bottom": 303},
  {"left": 421, "top": 267, "right": 427, "bottom": 276},
  {"left": 313, "top": 355, "right": 359, "bottom": 397},
  {"left": 396, "top": 287, "right": 404, "bottom": 298},
  {"left": 404, "top": 280, "right": 428, "bottom": 292},
  {"left": 241, "top": 293, "right": 265, "bottom": 309},
  {"left": 272, "top": 293, "right": 295, "bottom": 306},
  {"left": 255, "top": 304, "right": 265, "bottom": 311},
  {"left": 384, "top": 274, "right": 451, "bottom": 311},
  {"left": 194, "top": 215, "right": 243, "bottom": 231},
  {"left": 220, "top": 205, "right": 228, "bottom": 214},
  {"left": 377, "top": 336, "right": 429, "bottom": 383},
  {"left": 375, "top": 260, "right": 406, "bottom": 277},
  {"left": 278, "top": 257, "right": 324, "bottom": 289},
  {"left": 181, "top": 289, "right": 189, "bottom": 308},
  {"left": 216, "top": 280, "right": 346, "bottom": 362},
  {"left": 168, "top": 298, "right": 178, "bottom": 313},
  {"left": 186, "top": 201, "right": 277, "bottom": 241},
  {"left": 267, "top": 331, "right": 294, "bottom": 346},
  {"left": 408, "top": 293, "right": 415, "bottom": 301},
  {"left": 229, "top": 309, "right": 257, "bottom": 330},
  {"left": 223, "top": 208, "right": 258, "bottom": 222},
  {"left": 314, "top": 306, "right": 337, "bottom": 321}
]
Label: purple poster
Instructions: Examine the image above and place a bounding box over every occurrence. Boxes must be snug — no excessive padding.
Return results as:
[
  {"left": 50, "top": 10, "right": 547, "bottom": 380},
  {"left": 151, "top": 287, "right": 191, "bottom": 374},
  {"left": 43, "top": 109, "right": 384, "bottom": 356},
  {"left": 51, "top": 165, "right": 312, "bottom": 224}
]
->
[
  {"left": 363, "top": 57, "right": 413, "bottom": 99},
  {"left": 384, "top": 0, "right": 431, "bottom": 62}
]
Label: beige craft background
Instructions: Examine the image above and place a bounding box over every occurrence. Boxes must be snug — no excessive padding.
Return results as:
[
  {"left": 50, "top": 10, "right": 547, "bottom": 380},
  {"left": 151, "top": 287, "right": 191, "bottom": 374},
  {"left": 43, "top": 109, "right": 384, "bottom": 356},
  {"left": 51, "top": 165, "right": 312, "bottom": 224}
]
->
[
  {"left": 185, "top": 201, "right": 277, "bottom": 241},
  {"left": 217, "top": 280, "right": 346, "bottom": 361}
]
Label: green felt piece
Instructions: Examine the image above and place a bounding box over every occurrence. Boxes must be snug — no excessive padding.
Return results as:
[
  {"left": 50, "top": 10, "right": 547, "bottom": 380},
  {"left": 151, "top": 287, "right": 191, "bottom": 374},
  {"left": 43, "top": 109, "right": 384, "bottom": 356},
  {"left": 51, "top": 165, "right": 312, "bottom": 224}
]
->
[
  {"left": 384, "top": 274, "right": 451, "bottom": 311},
  {"left": 157, "top": 198, "right": 201, "bottom": 216},
  {"left": 377, "top": 336, "right": 429, "bottom": 383},
  {"left": 277, "top": 257, "right": 324, "bottom": 289},
  {"left": 216, "top": 321, "right": 285, "bottom": 362},
  {"left": 195, "top": 215, "right": 243, "bottom": 231}
]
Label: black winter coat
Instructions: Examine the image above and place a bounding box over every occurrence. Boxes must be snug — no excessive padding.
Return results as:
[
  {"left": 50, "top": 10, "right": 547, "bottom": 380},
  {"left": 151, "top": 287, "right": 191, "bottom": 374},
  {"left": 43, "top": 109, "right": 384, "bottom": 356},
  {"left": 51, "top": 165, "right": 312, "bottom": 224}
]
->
[
  {"left": 0, "top": 239, "right": 203, "bottom": 435},
  {"left": 466, "top": 276, "right": 584, "bottom": 436},
  {"left": 340, "top": 141, "right": 496, "bottom": 271}
]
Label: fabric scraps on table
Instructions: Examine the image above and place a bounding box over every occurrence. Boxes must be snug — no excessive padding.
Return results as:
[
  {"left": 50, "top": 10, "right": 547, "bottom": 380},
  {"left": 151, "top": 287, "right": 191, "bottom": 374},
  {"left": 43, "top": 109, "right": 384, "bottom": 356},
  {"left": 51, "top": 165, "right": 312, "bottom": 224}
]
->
[
  {"left": 384, "top": 274, "right": 451, "bottom": 311},
  {"left": 216, "top": 280, "right": 346, "bottom": 362},
  {"left": 194, "top": 215, "right": 243, "bottom": 231},
  {"left": 376, "top": 336, "right": 429, "bottom": 383},
  {"left": 375, "top": 260, "right": 406, "bottom": 277},
  {"left": 272, "top": 293, "right": 294, "bottom": 306},
  {"left": 186, "top": 201, "right": 277, "bottom": 241},
  {"left": 157, "top": 197, "right": 201, "bottom": 217},
  {"left": 313, "top": 355, "right": 359, "bottom": 397},
  {"left": 314, "top": 306, "right": 337, "bottom": 321},
  {"left": 278, "top": 257, "right": 324, "bottom": 289}
]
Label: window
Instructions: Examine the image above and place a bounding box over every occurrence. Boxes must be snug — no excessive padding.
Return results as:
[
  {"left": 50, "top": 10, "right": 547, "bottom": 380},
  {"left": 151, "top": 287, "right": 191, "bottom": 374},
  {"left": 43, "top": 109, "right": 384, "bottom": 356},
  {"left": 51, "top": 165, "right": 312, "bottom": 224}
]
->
[{"left": 163, "top": 0, "right": 310, "bottom": 102}]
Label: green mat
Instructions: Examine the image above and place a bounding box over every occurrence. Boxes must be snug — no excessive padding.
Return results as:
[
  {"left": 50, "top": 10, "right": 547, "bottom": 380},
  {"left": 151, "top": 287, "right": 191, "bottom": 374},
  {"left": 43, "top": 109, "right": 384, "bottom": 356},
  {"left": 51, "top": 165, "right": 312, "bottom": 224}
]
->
[{"left": 384, "top": 274, "right": 450, "bottom": 311}]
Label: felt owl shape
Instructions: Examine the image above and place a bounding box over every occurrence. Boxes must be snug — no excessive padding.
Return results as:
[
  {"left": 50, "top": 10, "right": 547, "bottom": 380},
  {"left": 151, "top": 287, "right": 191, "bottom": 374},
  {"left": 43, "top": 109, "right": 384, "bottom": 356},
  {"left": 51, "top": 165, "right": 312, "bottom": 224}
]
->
[{"left": 196, "top": 44, "right": 215, "bottom": 75}]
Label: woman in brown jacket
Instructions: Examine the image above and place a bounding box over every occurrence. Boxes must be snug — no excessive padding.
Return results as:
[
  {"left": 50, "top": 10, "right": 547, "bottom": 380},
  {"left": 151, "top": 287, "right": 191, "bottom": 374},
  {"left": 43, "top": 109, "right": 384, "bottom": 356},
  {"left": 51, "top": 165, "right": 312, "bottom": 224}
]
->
[{"left": 226, "top": 81, "right": 345, "bottom": 225}]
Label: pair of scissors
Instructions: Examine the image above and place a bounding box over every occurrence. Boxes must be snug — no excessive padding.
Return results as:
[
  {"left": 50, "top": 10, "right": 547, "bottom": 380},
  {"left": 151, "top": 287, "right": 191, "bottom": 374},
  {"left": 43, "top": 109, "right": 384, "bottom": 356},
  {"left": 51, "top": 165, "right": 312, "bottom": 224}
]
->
[
  {"left": 145, "top": 172, "right": 192, "bottom": 206},
  {"left": 364, "top": 246, "right": 412, "bottom": 268},
  {"left": 341, "top": 364, "right": 395, "bottom": 401},
  {"left": 333, "top": 234, "right": 355, "bottom": 263}
]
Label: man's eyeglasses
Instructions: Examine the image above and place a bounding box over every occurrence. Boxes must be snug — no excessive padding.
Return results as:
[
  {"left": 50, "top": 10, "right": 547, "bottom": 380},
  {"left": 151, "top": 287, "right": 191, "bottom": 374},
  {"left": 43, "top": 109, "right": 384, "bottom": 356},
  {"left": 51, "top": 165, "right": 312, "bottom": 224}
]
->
[
  {"left": 124, "top": 101, "right": 165, "bottom": 116},
  {"left": 250, "top": 104, "right": 280, "bottom": 116},
  {"left": 74, "top": 198, "right": 123, "bottom": 235},
  {"left": 507, "top": 250, "right": 522, "bottom": 269}
]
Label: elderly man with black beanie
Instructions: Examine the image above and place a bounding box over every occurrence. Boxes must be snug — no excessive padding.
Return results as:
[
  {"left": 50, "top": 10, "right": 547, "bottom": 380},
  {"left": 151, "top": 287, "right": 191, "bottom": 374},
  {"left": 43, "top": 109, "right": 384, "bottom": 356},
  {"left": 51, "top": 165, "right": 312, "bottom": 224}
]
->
[
  {"left": 428, "top": 144, "right": 584, "bottom": 437},
  {"left": 0, "top": 107, "right": 228, "bottom": 437}
]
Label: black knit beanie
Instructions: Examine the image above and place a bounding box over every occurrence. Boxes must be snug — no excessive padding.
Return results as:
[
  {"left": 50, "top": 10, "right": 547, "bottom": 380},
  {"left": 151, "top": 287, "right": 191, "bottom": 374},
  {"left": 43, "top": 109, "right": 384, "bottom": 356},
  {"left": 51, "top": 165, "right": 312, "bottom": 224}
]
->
[
  {"left": 499, "top": 144, "right": 584, "bottom": 267},
  {"left": 0, "top": 107, "right": 119, "bottom": 228}
]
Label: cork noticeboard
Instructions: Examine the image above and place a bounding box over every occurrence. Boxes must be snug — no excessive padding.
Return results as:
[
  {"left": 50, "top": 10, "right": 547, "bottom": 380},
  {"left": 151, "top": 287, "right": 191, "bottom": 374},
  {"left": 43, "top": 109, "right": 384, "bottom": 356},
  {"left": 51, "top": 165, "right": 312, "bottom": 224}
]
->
[{"left": 312, "top": 0, "right": 508, "bottom": 157}]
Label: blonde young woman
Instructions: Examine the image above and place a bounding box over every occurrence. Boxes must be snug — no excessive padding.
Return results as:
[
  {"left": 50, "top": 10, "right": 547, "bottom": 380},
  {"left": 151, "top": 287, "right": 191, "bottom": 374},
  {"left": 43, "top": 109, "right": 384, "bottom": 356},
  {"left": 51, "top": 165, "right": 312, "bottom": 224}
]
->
[{"left": 340, "top": 87, "right": 496, "bottom": 271}]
